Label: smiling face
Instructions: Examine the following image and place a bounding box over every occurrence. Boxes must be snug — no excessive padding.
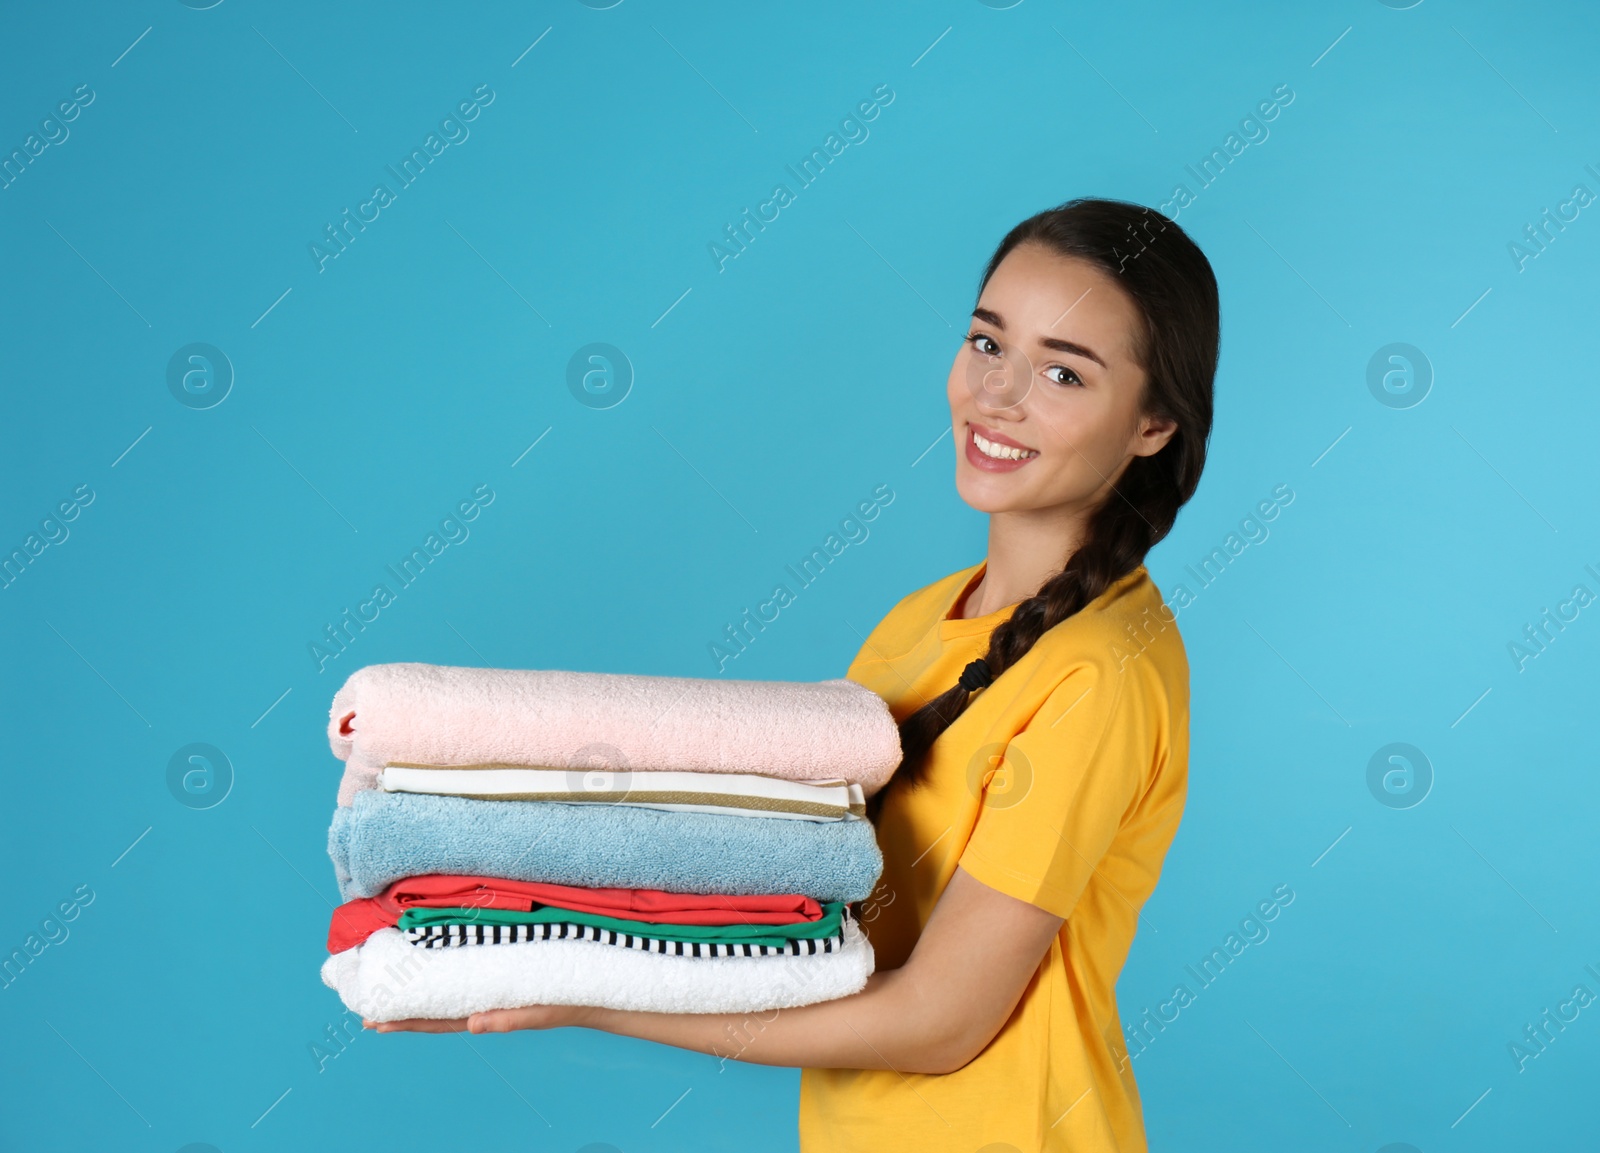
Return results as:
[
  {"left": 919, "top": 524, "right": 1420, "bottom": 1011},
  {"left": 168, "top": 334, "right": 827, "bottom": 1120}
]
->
[{"left": 946, "top": 242, "right": 1177, "bottom": 517}]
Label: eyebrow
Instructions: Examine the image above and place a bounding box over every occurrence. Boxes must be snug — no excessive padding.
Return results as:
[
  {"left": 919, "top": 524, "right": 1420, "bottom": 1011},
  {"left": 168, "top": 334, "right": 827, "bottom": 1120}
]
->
[{"left": 970, "top": 306, "right": 1107, "bottom": 369}]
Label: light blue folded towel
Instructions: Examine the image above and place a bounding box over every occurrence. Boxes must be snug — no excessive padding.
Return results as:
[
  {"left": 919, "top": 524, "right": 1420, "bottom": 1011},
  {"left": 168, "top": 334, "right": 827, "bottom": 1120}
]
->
[{"left": 328, "top": 790, "right": 884, "bottom": 903}]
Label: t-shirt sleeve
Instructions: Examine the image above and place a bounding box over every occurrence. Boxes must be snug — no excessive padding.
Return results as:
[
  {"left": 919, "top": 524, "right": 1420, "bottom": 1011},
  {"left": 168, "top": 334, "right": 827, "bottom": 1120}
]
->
[{"left": 956, "top": 654, "right": 1149, "bottom": 920}]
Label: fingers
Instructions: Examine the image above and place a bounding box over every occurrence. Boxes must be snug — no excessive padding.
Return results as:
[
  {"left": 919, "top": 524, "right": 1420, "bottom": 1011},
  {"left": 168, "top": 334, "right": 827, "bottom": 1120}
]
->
[
  {"left": 362, "top": 1007, "right": 566, "bottom": 1033},
  {"left": 369, "top": 1017, "right": 470, "bottom": 1033},
  {"left": 467, "top": 1007, "right": 555, "bottom": 1033},
  {"left": 466, "top": 1009, "right": 522, "bottom": 1033}
]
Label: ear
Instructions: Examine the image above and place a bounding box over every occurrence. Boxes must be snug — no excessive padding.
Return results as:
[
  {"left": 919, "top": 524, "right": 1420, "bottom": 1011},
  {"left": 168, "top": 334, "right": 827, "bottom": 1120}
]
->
[{"left": 1129, "top": 412, "right": 1178, "bottom": 458}]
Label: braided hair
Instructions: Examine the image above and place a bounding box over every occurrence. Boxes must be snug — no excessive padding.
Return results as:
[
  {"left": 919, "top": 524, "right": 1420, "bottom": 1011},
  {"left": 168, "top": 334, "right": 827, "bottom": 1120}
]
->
[{"left": 866, "top": 197, "right": 1218, "bottom": 822}]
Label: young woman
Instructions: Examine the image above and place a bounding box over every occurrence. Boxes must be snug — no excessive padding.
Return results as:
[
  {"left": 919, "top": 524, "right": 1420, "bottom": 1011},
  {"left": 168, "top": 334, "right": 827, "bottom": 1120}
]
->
[{"left": 374, "top": 197, "right": 1219, "bottom": 1152}]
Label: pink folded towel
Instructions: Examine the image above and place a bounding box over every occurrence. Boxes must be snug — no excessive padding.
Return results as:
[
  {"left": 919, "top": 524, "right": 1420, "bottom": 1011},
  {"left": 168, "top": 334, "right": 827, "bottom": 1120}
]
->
[{"left": 328, "top": 663, "right": 902, "bottom": 806}]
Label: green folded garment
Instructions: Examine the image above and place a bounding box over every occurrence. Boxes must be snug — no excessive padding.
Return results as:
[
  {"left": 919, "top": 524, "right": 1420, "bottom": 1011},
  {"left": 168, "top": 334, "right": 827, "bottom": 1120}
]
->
[{"left": 397, "top": 902, "right": 847, "bottom": 947}]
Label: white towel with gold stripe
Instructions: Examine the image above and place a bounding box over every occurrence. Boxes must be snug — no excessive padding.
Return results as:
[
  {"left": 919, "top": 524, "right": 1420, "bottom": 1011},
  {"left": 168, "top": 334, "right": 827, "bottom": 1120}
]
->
[{"left": 377, "top": 764, "right": 867, "bottom": 822}]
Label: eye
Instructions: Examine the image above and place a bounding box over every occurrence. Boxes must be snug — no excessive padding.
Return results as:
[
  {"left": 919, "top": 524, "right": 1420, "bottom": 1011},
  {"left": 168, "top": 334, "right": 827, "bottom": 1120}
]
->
[
  {"left": 965, "top": 331, "right": 1000, "bottom": 357},
  {"left": 1046, "top": 365, "right": 1084, "bottom": 388}
]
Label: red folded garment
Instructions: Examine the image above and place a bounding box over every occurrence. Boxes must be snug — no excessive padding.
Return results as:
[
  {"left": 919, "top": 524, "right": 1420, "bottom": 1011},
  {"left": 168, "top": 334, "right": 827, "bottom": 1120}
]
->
[{"left": 327, "top": 874, "right": 825, "bottom": 953}]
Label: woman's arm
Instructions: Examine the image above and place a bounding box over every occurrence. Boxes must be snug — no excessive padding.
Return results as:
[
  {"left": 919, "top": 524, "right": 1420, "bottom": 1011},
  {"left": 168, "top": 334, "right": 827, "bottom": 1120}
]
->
[{"left": 371, "top": 865, "right": 1065, "bottom": 1076}]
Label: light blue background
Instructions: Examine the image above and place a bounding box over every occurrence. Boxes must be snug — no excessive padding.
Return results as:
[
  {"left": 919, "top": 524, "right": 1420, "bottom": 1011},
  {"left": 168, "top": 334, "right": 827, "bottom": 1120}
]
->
[{"left": 3, "top": 1, "right": 1596, "bottom": 1150}]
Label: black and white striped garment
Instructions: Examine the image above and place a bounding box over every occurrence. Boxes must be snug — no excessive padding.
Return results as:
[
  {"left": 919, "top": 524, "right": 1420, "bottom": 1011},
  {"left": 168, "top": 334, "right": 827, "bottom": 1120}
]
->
[{"left": 403, "top": 915, "right": 851, "bottom": 958}]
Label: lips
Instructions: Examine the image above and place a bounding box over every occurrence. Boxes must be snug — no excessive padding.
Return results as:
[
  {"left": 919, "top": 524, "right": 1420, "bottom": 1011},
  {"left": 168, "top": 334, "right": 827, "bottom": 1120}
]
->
[
  {"left": 969, "top": 422, "right": 1033, "bottom": 451},
  {"left": 965, "top": 424, "right": 1039, "bottom": 473}
]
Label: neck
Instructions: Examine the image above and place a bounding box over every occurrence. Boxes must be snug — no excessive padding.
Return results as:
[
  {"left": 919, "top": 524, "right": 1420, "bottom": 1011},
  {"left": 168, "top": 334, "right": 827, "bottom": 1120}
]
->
[{"left": 964, "top": 503, "right": 1093, "bottom": 619}]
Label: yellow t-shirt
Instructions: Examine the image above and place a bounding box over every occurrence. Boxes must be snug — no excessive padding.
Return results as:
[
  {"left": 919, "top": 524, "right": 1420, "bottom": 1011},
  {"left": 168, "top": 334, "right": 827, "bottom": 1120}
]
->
[{"left": 798, "top": 559, "right": 1190, "bottom": 1152}]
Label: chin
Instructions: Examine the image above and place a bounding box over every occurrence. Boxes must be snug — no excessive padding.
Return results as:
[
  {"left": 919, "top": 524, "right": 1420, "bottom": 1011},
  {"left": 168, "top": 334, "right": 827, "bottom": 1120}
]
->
[{"left": 954, "top": 473, "right": 1035, "bottom": 515}]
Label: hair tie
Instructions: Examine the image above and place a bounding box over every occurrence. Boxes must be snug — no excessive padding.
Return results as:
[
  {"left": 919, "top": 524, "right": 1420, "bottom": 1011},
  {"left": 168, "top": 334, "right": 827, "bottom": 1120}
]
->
[{"left": 958, "top": 658, "right": 994, "bottom": 693}]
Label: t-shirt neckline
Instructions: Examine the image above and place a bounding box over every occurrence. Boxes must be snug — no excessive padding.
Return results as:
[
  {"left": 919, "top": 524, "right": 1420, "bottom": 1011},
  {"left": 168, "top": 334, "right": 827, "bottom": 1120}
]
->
[
  {"left": 938, "top": 561, "right": 1018, "bottom": 641},
  {"left": 936, "top": 559, "right": 1149, "bottom": 642}
]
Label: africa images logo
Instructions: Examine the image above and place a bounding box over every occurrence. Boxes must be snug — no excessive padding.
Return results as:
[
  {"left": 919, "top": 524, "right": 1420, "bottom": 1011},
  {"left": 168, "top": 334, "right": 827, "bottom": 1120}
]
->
[{"left": 167, "top": 343, "right": 233, "bottom": 410}]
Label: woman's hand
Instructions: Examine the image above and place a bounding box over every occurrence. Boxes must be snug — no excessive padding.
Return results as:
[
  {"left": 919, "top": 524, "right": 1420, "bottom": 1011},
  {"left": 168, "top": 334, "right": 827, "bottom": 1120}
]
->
[
  {"left": 361, "top": 867, "right": 1066, "bottom": 1074},
  {"left": 368, "top": 1005, "right": 593, "bottom": 1034}
]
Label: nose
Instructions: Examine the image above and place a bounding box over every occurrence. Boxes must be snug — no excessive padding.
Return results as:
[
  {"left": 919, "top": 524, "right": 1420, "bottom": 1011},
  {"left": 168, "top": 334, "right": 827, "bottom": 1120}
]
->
[{"left": 965, "top": 344, "right": 1033, "bottom": 415}]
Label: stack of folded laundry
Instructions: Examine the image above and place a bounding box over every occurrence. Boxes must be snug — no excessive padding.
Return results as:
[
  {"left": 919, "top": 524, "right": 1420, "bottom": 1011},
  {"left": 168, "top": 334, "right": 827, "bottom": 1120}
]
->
[{"left": 320, "top": 662, "right": 900, "bottom": 1022}]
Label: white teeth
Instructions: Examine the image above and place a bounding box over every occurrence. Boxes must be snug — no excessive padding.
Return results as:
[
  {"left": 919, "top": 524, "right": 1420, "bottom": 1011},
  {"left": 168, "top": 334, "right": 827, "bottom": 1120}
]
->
[{"left": 972, "top": 430, "right": 1038, "bottom": 461}]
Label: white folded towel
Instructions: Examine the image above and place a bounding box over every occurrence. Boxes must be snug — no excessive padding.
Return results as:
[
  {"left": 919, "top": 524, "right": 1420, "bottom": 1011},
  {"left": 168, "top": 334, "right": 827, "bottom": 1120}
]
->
[
  {"left": 378, "top": 764, "right": 867, "bottom": 822},
  {"left": 323, "top": 922, "right": 874, "bottom": 1021}
]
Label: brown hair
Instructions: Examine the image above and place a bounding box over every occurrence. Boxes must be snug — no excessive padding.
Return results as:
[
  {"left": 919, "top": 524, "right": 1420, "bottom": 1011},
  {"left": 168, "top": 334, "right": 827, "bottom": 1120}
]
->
[{"left": 867, "top": 197, "right": 1219, "bottom": 821}]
